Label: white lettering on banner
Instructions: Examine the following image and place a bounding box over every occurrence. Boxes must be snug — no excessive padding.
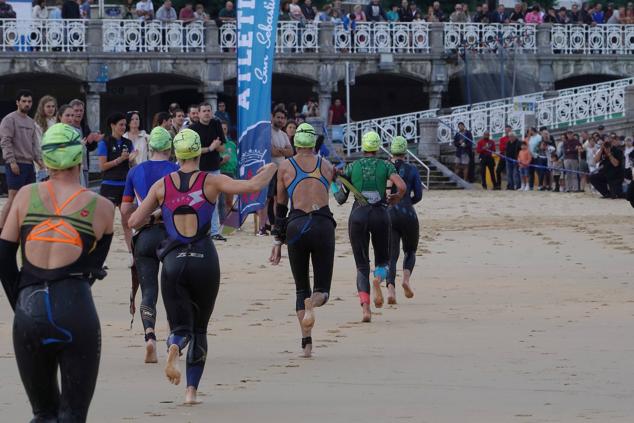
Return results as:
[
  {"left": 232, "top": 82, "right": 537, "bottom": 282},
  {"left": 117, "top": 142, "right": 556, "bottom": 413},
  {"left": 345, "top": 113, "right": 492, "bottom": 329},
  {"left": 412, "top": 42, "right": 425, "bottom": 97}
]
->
[
  {"left": 238, "top": 32, "right": 252, "bottom": 48},
  {"left": 238, "top": 50, "right": 252, "bottom": 67},
  {"left": 253, "top": 0, "right": 275, "bottom": 84},
  {"left": 238, "top": 73, "right": 251, "bottom": 82},
  {"left": 239, "top": 88, "right": 251, "bottom": 110}
]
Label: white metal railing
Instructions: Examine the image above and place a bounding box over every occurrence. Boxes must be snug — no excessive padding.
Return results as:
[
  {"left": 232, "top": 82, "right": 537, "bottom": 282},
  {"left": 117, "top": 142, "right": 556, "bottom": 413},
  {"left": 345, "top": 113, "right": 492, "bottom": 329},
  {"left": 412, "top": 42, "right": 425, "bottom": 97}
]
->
[
  {"left": 340, "top": 76, "right": 634, "bottom": 153},
  {"left": 334, "top": 22, "right": 429, "bottom": 53},
  {"left": 438, "top": 85, "right": 625, "bottom": 144},
  {"left": 0, "top": 19, "right": 85, "bottom": 52},
  {"left": 444, "top": 22, "right": 536, "bottom": 53},
  {"left": 220, "top": 22, "right": 319, "bottom": 53},
  {"left": 551, "top": 24, "right": 634, "bottom": 54},
  {"left": 102, "top": 20, "right": 204, "bottom": 53}
]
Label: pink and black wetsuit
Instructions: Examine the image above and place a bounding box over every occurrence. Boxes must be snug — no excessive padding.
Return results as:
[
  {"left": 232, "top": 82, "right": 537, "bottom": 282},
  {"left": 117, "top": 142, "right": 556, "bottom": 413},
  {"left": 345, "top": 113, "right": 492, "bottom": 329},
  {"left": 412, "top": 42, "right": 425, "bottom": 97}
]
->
[{"left": 158, "top": 170, "right": 219, "bottom": 391}]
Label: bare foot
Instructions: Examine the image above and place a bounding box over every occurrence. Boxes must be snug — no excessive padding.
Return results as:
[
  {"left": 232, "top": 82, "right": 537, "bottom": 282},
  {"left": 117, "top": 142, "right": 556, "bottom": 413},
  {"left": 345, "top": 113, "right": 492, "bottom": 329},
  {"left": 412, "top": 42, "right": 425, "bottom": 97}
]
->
[
  {"left": 165, "top": 344, "right": 181, "bottom": 385},
  {"left": 145, "top": 339, "right": 158, "bottom": 363},
  {"left": 372, "top": 277, "right": 384, "bottom": 308},
  {"left": 184, "top": 386, "right": 200, "bottom": 405},
  {"left": 302, "top": 298, "right": 315, "bottom": 331},
  {"left": 387, "top": 285, "right": 396, "bottom": 305},
  {"left": 302, "top": 343, "right": 312, "bottom": 358},
  {"left": 361, "top": 303, "right": 371, "bottom": 322},
  {"left": 402, "top": 281, "right": 414, "bottom": 299}
]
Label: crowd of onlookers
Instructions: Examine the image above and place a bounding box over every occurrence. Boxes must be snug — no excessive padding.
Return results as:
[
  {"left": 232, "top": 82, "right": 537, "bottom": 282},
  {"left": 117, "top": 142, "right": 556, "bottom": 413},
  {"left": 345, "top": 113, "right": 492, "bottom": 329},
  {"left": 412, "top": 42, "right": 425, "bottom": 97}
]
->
[
  {"left": 1, "top": 0, "right": 632, "bottom": 26},
  {"left": 453, "top": 123, "right": 634, "bottom": 202}
]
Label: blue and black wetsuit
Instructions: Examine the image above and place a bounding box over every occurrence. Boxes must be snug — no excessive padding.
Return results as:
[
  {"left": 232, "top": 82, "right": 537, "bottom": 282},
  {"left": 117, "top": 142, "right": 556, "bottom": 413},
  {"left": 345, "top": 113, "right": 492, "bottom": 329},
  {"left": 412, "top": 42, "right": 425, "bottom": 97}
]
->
[
  {"left": 159, "top": 170, "right": 218, "bottom": 390},
  {"left": 388, "top": 160, "right": 422, "bottom": 286},
  {"left": 123, "top": 160, "right": 178, "bottom": 339},
  {"left": 284, "top": 156, "right": 336, "bottom": 311}
]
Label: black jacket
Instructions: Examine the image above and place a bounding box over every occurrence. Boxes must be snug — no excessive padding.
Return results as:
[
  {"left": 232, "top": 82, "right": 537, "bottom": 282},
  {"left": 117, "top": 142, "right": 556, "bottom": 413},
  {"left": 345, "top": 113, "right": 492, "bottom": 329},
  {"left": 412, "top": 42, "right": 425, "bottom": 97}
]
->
[
  {"left": 365, "top": 4, "right": 387, "bottom": 22},
  {"left": 62, "top": 0, "right": 80, "bottom": 19},
  {"left": 189, "top": 119, "right": 226, "bottom": 172}
]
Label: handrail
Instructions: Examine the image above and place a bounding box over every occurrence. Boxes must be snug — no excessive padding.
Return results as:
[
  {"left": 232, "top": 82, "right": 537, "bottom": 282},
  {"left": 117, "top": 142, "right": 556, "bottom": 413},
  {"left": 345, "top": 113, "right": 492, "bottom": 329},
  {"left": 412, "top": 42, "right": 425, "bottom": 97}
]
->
[{"left": 375, "top": 124, "right": 429, "bottom": 190}]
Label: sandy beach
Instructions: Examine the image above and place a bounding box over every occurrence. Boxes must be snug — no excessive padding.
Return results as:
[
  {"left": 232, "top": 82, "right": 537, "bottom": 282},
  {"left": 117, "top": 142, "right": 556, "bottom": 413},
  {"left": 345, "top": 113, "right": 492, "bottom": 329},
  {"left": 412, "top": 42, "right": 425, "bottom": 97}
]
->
[{"left": 0, "top": 190, "right": 633, "bottom": 423}]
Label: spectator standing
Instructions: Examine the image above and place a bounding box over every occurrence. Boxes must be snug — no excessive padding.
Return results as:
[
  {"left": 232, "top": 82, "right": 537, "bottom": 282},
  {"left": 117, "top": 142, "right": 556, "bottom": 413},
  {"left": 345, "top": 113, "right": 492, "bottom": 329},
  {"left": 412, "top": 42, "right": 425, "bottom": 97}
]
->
[
  {"left": 318, "top": 4, "right": 333, "bottom": 22},
  {"left": 491, "top": 4, "right": 508, "bottom": 23},
  {"left": 580, "top": 2, "right": 594, "bottom": 25},
  {"left": 550, "top": 152, "right": 563, "bottom": 192},
  {"left": 584, "top": 133, "right": 600, "bottom": 174},
  {"left": 590, "top": 137, "right": 625, "bottom": 198},
  {"left": 386, "top": 4, "right": 400, "bottom": 22},
  {"left": 563, "top": 132, "right": 582, "bottom": 192},
  {"left": 152, "top": 112, "right": 172, "bottom": 131},
  {"left": 524, "top": 5, "right": 543, "bottom": 24},
  {"left": 49, "top": 0, "right": 63, "bottom": 19},
  {"left": 32, "top": 0, "right": 48, "bottom": 19},
  {"left": 0, "top": 90, "right": 43, "bottom": 229},
  {"left": 453, "top": 122, "right": 472, "bottom": 182},
  {"left": 218, "top": 1, "right": 236, "bottom": 23},
  {"left": 156, "top": 0, "right": 176, "bottom": 22},
  {"left": 592, "top": 3, "right": 605, "bottom": 24},
  {"left": 527, "top": 127, "right": 542, "bottom": 190},
  {"left": 80, "top": 0, "right": 92, "bottom": 19},
  {"left": 301, "top": 0, "right": 317, "bottom": 21},
  {"left": 193, "top": 3, "right": 209, "bottom": 21},
  {"left": 476, "top": 132, "right": 497, "bottom": 189},
  {"left": 329, "top": 98, "right": 346, "bottom": 125},
  {"left": 123, "top": 111, "right": 149, "bottom": 165},
  {"left": 188, "top": 103, "right": 226, "bottom": 241},
  {"left": 289, "top": 0, "right": 303, "bottom": 21},
  {"left": 170, "top": 108, "right": 185, "bottom": 137},
  {"left": 505, "top": 132, "right": 521, "bottom": 190},
  {"left": 179, "top": 3, "right": 195, "bottom": 23},
  {"left": 425, "top": 6, "right": 438, "bottom": 22},
  {"left": 353, "top": 4, "right": 366, "bottom": 21},
  {"left": 518, "top": 142, "right": 532, "bottom": 191},
  {"left": 69, "top": 99, "right": 100, "bottom": 188},
  {"left": 34, "top": 95, "right": 58, "bottom": 138},
  {"left": 624, "top": 137, "right": 633, "bottom": 177},
  {"left": 401, "top": 1, "right": 419, "bottom": 22},
  {"left": 135, "top": 0, "right": 154, "bottom": 21},
  {"left": 0, "top": 0, "right": 16, "bottom": 18},
  {"left": 184, "top": 104, "right": 199, "bottom": 127},
  {"left": 570, "top": 3, "right": 582, "bottom": 23},
  {"left": 214, "top": 101, "right": 231, "bottom": 126},
  {"left": 473, "top": 4, "right": 491, "bottom": 23},
  {"left": 544, "top": 7, "right": 558, "bottom": 23},
  {"left": 450, "top": 3, "right": 468, "bottom": 22},
  {"left": 535, "top": 141, "right": 550, "bottom": 190},
  {"left": 509, "top": 3, "right": 524, "bottom": 22},
  {"left": 301, "top": 98, "right": 316, "bottom": 116},
  {"left": 432, "top": 1, "right": 445, "bottom": 22},
  {"left": 496, "top": 126, "right": 512, "bottom": 189},
  {"left": 556, "top": 7, "right": 570, "bottom": 24},
  {"left": 607, "top": 6, "right": 624, "bottom": 24},
  {"left": 62, "top": 0, "right": 81, "bottom": 19},
  {"left": 219, "top": 121, "right": 238, "bottom": 220},
  {"left": 365, "top": 0, "right": 387, "bottom": 22}
]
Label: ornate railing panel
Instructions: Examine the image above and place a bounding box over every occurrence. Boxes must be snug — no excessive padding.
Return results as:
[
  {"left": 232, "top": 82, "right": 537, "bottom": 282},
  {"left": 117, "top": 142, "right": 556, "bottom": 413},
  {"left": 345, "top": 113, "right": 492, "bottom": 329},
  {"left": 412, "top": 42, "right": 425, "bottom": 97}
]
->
[
  {"left": 334, "top": 22, "right": 429, "bottom": 54},
  {"left": 220, "top": 22, "right": 319, "bottom": 53},
  {"left": 444, "top": 23, "right": 536, "bottom": 53},
  {"left": 102, "top": 20, "right": 204, "bottom": 53},
  {"left": 0, "top": 19, "right": 85, "bottom": 52},
  {"left": 551, "top": 24, "right": 634, "bottom": 54}
]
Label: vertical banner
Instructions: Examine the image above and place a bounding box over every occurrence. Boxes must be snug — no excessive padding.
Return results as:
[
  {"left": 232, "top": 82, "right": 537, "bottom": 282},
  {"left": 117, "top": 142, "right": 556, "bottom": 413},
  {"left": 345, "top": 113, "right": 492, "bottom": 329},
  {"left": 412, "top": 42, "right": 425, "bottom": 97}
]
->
[{"left": 236, "top": 0, "right": 280, "bottom": 224}]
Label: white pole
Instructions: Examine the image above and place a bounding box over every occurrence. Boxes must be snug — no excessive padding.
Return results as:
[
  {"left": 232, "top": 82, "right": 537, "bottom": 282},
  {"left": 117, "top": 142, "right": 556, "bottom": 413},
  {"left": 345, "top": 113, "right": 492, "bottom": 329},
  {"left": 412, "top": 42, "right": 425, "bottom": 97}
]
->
[
  {"left": 345, "top": 61, "right": 351, "bottom": 157},
  {"left": 99, "top": 0, "right": 104, "bottom": 19}
]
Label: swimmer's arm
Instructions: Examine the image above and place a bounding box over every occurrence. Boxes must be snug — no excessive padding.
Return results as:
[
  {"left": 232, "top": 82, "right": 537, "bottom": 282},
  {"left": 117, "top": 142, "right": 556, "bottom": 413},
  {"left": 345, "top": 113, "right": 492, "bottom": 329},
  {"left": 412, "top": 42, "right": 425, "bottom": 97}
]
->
[
  {"left": 0, "top": 187, "right": 28, "bottom": 309},
  {"left": 128, "top": 183, "right": 160, "bottom": 230},
  {"left": 387, "top": 173, "right": 406, "bottom": 205},
  {"left": 0, "top": 185, "right": 29, "bottom": 243},
  {"left": 210, "top": 163, "right": 278, "bottom": 195}
]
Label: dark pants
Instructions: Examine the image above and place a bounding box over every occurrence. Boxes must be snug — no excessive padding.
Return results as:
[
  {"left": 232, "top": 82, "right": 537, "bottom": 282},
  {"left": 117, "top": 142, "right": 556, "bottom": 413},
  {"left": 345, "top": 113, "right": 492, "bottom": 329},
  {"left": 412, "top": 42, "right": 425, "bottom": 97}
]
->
[
  {"left": 495, "top": 156, "right": 505, "bottom": 188},
  {"left": 479, "top": 155, "right": 497, "bottom": 189},
  {"left": 590, "top": 172, "right": 623, "bottom": 198}
]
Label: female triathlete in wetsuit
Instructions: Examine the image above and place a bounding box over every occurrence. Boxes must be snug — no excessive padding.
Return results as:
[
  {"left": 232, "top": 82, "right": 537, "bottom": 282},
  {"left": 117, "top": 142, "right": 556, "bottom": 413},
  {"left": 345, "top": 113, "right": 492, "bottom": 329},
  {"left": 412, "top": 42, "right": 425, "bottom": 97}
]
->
[
  {"left": 387, "top": 136, "right": 422, "bottom": 303},
  {"left": 0, "top": 123, "right": 114, "bottom": 422},
  {"left": 341, "top": 131, "right": 405, "bottom": 322},
  {"left": 270, "top": 123, "right": 337, "bottom": 357},
  {"left": 128, "top": 129, "right": 276, "bottom": 404},
  {"left": 121, "top": 126, "right": 178, "bottom": 363}
]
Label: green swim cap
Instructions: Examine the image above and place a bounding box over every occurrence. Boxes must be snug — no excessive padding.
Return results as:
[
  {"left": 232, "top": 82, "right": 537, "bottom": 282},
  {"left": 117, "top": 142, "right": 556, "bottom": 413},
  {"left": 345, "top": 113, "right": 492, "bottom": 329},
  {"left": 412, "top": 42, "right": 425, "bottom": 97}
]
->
[
  {"left": 173, "top": 129, "right": 201, "bottom": 160},
  {"left": 149, "top": 127, "right": 172, "bottom": 152},
  {"left": 361, "top": 131, "right": 381, "bottom": 152},
  {"left": 391, "top": 136, "right": 408, "bottom": 155},
  {"left": 41, "top": 123, "right": 83, "bottom": 170},
  {"left": 294, "top": 123, "right": 316, "bottom": 148}
]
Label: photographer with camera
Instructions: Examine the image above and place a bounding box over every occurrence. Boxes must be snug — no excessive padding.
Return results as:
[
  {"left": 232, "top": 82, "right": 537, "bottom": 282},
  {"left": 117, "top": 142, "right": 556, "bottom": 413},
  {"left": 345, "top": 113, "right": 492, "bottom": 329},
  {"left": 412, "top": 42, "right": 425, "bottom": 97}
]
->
[{"left": 589, "top": 136, "right": 625, "bottom": 199}]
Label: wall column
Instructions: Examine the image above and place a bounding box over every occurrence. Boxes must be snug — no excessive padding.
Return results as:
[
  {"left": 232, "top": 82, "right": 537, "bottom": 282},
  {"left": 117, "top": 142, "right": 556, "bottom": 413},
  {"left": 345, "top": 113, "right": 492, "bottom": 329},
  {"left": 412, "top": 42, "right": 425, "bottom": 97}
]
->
[
  {"left": 418, "top": 117, "right": 440, "bottom": 158},
  {"left": 86, "top": 82, "right": 105, "bottom": 133}
]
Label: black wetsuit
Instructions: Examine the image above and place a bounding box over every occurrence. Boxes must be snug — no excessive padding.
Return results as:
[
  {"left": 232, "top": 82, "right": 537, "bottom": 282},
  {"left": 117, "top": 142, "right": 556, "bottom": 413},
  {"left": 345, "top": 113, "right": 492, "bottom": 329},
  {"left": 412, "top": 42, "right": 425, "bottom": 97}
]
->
[
  {"left": 344, "top": 157, "right": 397, "bottom": 305},
  {"left": 0, "top": 183, "right": 112, "bottom": 423},
  {"left": 159, "top": 170, "right": 218, "bottom": 389},
  {"left": 388, "top": 160, "right": 422, "bottom": 286},
  {"left": 281, "top": 156, "right": 335, "bottom": 311}
]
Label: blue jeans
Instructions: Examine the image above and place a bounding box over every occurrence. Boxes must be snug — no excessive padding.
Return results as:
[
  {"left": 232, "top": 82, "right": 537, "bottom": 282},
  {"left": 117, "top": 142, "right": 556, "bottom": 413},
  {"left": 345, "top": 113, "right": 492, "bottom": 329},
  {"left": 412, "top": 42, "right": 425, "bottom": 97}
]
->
[
  {"left": 209, "top": 170, "right": 221, "bottom": 235},
  {"left": 506, "top": 159, "right": 520, "bottom": 190}
]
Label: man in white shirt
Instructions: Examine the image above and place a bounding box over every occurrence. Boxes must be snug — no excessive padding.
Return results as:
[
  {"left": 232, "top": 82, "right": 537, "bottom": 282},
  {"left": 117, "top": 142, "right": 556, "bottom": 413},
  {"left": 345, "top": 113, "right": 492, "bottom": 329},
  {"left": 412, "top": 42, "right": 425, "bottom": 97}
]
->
[
  {"left": 136, "top": 0, "right": 154, "bottom": 21},
  {"left": 156, "top": 0, "right": 176, "bottom": 22}
]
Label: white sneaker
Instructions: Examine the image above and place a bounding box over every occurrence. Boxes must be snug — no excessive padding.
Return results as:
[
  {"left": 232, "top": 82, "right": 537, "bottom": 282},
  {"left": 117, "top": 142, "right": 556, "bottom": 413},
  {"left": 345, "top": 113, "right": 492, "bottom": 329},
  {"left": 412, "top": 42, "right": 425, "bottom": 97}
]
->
[{"left": 523, "top": 186, "right": 529, "bottom": 191}]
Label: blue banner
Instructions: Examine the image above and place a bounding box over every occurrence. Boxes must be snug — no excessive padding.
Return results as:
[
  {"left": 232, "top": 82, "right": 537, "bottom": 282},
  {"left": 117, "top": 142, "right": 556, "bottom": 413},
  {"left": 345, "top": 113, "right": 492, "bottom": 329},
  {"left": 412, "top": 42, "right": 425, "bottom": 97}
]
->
[{"left": 237, "top": 0, "right": 279, "bottom": 224}]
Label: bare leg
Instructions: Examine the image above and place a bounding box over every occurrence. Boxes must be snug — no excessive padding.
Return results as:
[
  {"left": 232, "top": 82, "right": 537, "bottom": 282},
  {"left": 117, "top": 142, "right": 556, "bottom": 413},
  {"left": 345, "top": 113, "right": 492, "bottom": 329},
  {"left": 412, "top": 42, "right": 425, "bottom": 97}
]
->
[
  {"left": 301, "top": 298, "right": 315, "bottom": 331},
  {"left": 119, "top": 206, "right": 133, "bottom": 253},
  {"left": 144, "top": 330, "right": 158, "bottom": 364},
  {"left": 165, "top": 344, "right": 181, "bottom": 385},
  {"left": 296, "top": 309, "right": 312, "bottom": 357},
  {"left": 185, "top": 386, "right": 199, "bottom": 405},
  {"left": 402, "top": 270, "right": 414, "bottom": 298},
  {"left": 361, "top": 303, "right": 371, "bottom": 323},
  {"left": 372, "top": 276, "right": 384, "bottom": 308},
  {"left": 0, "top": 190, "right": 17, "bottom": 229},
  {"left": 387, "top": 284, "right": 396, "bottom": 305}
]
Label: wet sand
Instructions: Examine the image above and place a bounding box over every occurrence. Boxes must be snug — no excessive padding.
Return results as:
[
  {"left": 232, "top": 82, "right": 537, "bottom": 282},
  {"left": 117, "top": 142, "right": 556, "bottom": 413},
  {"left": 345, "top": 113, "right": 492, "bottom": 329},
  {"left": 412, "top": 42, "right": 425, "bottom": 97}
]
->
[{"left": 0, "top": 190, "right": 633, "bottom": 422}]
